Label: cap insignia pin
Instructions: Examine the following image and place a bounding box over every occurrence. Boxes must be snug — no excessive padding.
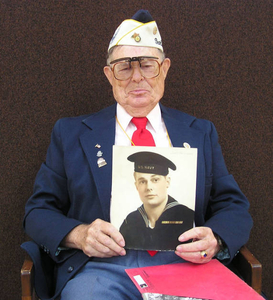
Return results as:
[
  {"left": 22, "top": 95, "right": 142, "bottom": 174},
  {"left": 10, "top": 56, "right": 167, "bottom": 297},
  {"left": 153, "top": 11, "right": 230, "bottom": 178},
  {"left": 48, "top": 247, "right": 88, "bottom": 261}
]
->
[
  {"left": 132, "top": 33, "right": 141, "bottom": 42},
  {"left": 95, "top": 144, "right": 101, "bottom": 148}
]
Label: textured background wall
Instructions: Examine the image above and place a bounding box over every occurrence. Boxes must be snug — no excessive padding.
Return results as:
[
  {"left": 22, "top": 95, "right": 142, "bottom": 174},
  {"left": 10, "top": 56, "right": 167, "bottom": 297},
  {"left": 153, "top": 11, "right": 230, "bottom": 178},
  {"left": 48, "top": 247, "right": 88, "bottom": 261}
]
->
[{"left": 1, "top": 1, "right": 272, "bottom": 299}]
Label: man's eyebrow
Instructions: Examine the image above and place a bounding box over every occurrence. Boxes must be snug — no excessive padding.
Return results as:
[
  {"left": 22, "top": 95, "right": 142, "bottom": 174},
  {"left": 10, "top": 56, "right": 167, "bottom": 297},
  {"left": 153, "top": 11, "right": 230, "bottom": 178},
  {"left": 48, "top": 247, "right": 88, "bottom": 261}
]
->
[
  {"left": 150, "top": 174, "right": 161, "bottom": 179},
  {"left": 110, "top": 57, "right": 131, "bottom": 64},
  {"left": 137, "top": 174, "right": 158, "bottom": 180},
  {"left": 137, "top": 177, "right": 147, "bottom": 181}
]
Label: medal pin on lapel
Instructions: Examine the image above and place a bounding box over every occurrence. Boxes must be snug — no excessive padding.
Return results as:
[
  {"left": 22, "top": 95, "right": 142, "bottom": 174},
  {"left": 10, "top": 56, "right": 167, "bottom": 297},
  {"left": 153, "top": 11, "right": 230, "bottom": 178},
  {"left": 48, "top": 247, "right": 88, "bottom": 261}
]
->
[
  {"left": 97, "top": 157, "right": 107, "bottom": 168},
  {"left": 95, "top": 148, "right": 107, "bottom": 168}
]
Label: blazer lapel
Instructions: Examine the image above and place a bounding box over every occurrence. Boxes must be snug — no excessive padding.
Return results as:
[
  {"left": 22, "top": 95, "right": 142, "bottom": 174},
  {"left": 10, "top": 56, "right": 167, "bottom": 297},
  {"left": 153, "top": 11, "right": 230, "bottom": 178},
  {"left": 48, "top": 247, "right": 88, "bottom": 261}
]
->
[
  {"left": 79, "top": 106, "right": 116, "bottom": 221},
  {"left": 161, "top": 105, "right": 203, "bottom": 149}
]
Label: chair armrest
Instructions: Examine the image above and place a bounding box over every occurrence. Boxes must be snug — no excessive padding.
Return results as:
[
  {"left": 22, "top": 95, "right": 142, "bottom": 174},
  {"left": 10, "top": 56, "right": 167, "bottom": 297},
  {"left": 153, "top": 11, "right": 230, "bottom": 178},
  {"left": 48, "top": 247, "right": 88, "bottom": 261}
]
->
[
  {"left": 232, "top": 245, "right": 262, "bottom": 294},
  {"left": 21, "top": 255, "right": 35, "bottom": 300}
]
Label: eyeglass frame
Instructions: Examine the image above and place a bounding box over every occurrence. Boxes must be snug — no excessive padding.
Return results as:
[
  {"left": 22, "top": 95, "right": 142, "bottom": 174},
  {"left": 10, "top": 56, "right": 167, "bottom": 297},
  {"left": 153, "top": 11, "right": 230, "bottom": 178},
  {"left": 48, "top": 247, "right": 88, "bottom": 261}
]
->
[{"left": 108, "top": 56, "right": 163, "bottom": 81}]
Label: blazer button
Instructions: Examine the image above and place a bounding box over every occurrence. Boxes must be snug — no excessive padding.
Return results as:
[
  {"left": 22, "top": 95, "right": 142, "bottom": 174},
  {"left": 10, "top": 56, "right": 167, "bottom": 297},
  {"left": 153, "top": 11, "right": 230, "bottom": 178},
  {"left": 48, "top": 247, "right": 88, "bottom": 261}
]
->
[{"left": 68, "top": 266, "right": 74, "bottom": 273}]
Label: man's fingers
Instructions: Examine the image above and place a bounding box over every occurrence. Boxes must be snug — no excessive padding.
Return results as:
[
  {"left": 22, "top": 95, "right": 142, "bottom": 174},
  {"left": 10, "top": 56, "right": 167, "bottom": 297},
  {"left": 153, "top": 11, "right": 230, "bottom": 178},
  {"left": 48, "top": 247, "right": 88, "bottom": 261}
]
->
[
  {"left": 175, "top": 249, "right": 212, "bottom": 264},
  {"left": 84, "top": 219, "right": 126, "bottom": 257},
  {"left": 95, "top": 231, "right": 126, "bottom": 255},
  {"left": 101, "top": 222, "right": 125, "bottom": 248},
  {"left": 92, "top": 219, "right": 125, "bottom": 248},
  {"left": 84, "top": 236, "right": 124, "bottom": 258},
  {"left": 176, "top": 238, "right": 206, "bottom": 253},
  {"left": 179, "top": 227, "right": 208, "bottom": 243},
  {"left": 176, "top": 226, "right": 219, "bottom": 264}
]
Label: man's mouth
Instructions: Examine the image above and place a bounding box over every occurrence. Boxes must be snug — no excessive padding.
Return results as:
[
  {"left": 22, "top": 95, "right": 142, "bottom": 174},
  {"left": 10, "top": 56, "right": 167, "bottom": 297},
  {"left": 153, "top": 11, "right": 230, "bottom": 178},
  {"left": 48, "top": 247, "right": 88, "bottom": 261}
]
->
[
  {"left": 146, "top": 194, "right": 156, "bottom": 198},
  {"left": 129, "top": 88, "right": 148, "bottom": 95}
]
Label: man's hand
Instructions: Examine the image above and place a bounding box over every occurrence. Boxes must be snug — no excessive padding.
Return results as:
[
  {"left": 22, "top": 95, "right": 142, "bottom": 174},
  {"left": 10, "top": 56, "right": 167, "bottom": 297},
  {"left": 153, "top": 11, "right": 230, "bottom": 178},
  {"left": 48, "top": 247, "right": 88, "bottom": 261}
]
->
[
  {"left": 62, "top": 219, "right": 126, "bottom": 258},
  {"left": 175, "top": 227, "right": 220, "bottom": 264}
]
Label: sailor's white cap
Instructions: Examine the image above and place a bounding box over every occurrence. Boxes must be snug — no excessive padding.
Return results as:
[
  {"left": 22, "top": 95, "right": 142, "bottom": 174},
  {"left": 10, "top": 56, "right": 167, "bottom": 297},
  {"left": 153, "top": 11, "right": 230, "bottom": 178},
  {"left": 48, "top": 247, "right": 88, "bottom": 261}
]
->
[{"left": 108, "top": 10, "right": 163, "bottom": 52}]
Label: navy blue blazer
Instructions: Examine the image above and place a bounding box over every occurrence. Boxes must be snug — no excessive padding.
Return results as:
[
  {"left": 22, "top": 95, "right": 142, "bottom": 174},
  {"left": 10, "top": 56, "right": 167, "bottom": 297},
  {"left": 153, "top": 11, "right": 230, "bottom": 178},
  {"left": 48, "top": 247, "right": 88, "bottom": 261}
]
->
[{"left": 22, "top": 103, "right": 253, "bottom": 299}]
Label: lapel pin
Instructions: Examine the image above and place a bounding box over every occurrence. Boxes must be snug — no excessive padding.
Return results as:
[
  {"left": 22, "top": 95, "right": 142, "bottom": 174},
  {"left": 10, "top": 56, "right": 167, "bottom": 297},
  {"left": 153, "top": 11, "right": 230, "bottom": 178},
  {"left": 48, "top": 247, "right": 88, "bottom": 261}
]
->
[
  {"left": 95, "top": 144, "right": 101, "bottom": 148},
  {"left": 97, "top": 157, "right": 107, "bottom": 168},
  {"left": 97, "top": 151, "right": 103, "bottom": 157},
  {"left": 183, "top": 142, "right": 191, "bottom": 149}
]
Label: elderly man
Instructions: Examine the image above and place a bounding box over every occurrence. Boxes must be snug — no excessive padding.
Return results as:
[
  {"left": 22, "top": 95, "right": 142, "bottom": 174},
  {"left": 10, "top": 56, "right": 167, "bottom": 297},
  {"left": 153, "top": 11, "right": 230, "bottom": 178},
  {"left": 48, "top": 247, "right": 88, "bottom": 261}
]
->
[{"left": 22, "top": 10, "right": 252, "bottom": 300}]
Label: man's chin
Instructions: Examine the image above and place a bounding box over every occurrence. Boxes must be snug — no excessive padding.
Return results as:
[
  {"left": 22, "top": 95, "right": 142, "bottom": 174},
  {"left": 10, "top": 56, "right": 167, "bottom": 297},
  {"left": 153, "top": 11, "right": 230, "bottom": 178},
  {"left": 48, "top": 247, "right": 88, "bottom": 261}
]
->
[
  {"left": 129, "top": 97, "right": 158, "bottom": 110},
  {"left": 119, "top": 98, "right": 158, "bottom": 116},
  {"left": 145, "top": 196, "right": 158, "bottom": 202}
]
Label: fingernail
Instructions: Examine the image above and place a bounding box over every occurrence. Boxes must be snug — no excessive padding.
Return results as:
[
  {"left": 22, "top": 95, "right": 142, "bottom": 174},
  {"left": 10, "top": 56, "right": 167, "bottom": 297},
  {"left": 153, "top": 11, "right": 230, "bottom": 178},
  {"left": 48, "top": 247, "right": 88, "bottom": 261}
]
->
[
  {"left": 176, "top": 245, "right": 182, "bottom": 252},
  {"left": 179, "top": 235, "right": 185, "bottom": 242}
]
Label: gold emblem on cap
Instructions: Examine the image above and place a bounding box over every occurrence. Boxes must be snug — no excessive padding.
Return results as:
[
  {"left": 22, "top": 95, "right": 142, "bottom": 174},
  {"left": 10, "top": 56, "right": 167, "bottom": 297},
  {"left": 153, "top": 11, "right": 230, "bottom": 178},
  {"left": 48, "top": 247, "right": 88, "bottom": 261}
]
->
[
  {"left": 132, "top": 33, "right": 141, "bottom": 42},
  {"left": 153, "top": 26, "right": 158, "bottom": 35}
]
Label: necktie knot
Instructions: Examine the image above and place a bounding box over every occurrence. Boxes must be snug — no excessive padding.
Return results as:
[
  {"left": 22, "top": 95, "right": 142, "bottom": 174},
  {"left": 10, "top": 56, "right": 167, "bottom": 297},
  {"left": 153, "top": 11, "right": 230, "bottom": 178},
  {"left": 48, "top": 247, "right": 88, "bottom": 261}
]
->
[{"left": 131, "top": 117, "right": 148, "bottom": 130}]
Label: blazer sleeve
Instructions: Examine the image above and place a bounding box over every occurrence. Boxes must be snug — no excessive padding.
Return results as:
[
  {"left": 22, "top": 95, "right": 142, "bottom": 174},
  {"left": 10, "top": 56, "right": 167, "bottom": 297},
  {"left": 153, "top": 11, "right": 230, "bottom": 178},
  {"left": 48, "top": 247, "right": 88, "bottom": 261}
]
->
[
  {"left": 201, "top": 121, "right": 253, "bottom": 262},
  {"left": 23, "top": 119, "right": 83, "bottom": 263}
]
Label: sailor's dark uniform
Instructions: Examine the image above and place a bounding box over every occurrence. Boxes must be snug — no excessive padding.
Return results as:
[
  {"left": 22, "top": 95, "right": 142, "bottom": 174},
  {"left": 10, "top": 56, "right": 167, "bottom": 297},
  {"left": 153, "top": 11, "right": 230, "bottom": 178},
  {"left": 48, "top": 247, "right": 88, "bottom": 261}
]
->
[{"left": 120, "top": 196, "right": 194, "bottom": 251}]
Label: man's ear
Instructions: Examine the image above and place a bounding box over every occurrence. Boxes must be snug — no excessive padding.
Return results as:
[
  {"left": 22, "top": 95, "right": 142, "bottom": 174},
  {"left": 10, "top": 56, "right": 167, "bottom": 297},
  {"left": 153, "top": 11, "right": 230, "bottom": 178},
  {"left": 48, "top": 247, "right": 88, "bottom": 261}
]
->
[
  {"left": 166, "top": 176, "right": 171, "bottom": 188},
  {"left": 103, "top": 66, "right": 114, "bottom": 86},
  {"left": 161, "top": 58, "right": 171, "bottom": 79}
]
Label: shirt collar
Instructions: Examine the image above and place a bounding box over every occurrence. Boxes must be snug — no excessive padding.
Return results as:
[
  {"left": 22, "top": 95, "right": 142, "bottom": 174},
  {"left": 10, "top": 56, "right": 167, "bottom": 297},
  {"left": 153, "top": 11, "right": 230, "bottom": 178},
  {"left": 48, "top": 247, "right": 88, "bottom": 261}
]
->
[
  {"left": 146, "top": 103, "right": 162, "bottom": 133},
  {"left": 116, "top": 103, "right": 162, "bottom": 132},
  {"left": 116, "top": 104, "right": 133, "bottom": 131}
]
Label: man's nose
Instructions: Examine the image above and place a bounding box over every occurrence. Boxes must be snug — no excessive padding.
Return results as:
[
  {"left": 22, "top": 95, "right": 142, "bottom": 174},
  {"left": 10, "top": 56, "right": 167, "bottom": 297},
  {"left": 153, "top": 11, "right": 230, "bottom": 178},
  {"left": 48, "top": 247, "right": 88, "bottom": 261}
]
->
[
  {"left": 131, "top": 63, "right": 144, "bottom": 82},
  {"left": 146, "top": 181, "right": 153, "bottom": 191}
]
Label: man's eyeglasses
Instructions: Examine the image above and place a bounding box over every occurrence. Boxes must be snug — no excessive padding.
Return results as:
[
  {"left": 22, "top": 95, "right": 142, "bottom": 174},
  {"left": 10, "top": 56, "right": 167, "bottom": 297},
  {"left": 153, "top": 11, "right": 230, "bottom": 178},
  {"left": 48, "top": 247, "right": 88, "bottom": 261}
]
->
[{"left": 109, "top": 56, "right": 162, "bottom": 81}]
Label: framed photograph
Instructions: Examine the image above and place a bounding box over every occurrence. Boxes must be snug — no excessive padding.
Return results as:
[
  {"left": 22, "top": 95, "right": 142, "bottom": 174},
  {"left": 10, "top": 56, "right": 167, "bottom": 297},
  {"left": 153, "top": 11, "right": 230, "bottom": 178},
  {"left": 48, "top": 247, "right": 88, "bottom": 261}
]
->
[{"left": 111, "top": 146, "right": 197, "bottom": 251}]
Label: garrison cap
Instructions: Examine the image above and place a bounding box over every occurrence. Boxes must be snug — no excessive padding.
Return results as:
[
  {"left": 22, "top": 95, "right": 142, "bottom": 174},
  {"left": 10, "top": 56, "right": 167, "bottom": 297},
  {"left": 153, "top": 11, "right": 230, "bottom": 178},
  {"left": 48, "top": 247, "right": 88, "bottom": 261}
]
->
[
  {"left": 128, "top": 151, "right": 176, "bottom": 176},
  {"left": 108, "top": 9, "right": 163, "bottom": 52}
]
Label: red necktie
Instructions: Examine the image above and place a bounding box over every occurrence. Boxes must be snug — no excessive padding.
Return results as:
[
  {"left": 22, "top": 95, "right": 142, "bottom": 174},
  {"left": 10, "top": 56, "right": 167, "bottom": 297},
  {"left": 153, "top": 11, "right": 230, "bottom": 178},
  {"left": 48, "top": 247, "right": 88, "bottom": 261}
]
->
[
  {"left": 131, "top": 117, "right": 157, "bottom": 256},
  {"left": 131, "top": 117, "right": 155, "bottom": 146}
]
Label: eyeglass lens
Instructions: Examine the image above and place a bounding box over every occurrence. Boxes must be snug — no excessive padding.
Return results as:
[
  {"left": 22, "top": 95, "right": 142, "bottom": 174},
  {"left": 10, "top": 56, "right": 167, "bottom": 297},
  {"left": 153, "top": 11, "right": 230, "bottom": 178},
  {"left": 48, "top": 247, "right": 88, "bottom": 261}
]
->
[{"left": 113, "top": 58, "right": 160, "bottom": 80}]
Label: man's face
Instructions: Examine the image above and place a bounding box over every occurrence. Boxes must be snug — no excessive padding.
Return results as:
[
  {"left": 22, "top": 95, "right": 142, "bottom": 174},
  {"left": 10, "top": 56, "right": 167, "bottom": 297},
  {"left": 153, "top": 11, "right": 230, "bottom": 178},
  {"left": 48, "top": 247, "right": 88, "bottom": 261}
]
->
[
  {"left": 134, "top": 172, "right": 170, "bottom": 208},
  {"left": 104, "top": 46, "right": 171, "bottom": 117}
]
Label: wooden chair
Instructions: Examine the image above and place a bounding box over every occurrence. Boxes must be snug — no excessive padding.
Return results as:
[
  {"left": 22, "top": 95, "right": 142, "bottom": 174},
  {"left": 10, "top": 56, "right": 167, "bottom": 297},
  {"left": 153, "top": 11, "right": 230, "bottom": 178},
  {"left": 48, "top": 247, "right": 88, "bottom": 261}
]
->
[
  {"left": 229, "top": 245, "right": 262, "bottom": 294},
  {"left": 21, "top": 245, "right": 262, "bottom": 300},
  {"left": 21, "top": 254, "right": 36, "bottom": 300}
]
